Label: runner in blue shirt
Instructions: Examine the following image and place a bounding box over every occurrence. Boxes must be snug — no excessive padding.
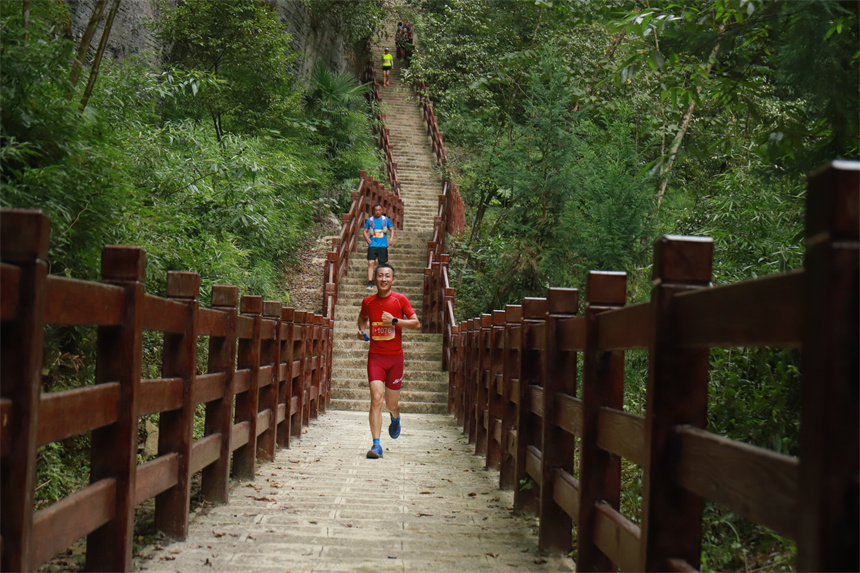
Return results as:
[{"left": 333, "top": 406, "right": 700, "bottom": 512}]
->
[{"left": 363, "top": 203, "right": 395, "bottom": 289}]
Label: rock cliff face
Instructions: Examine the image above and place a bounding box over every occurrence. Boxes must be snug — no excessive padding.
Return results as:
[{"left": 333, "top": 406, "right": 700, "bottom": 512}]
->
[{"left": 64, "top": 0, "right": 362, "bottom": 79}]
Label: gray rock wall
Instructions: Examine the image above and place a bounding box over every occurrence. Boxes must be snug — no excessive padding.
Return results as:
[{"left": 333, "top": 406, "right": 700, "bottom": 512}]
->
[{"left": 64, "top": 0, "right": 364, "bottom": 80}]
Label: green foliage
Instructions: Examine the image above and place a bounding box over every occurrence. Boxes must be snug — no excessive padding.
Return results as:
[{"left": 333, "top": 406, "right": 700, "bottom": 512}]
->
[
  {"left": 412, "top": 1, "right": 833, "bottom": 568},
  {"left": 3, "top": 0, "right": 383, "bottom": 517},
  {"left": 154, "top": 0, "right": 301, "bottom": 140},
  {"left": 302, "top": 0, "right": 386, "bottom": 49}
]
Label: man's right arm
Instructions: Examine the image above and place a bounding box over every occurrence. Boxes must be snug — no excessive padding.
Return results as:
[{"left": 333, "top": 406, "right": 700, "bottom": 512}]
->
[
  {"left": 362, "top": 222, "right": 371, "bottom": 245},
  {"left": 357, "top": 311, "right": 369, "bottom": 339}
]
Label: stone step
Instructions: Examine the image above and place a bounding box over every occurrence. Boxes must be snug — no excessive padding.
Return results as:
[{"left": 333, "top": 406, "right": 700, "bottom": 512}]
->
[
  {"left": 331, "top": 338, "right": 441, "bottom": 350},
  {"left": 330, "top": 398, "right": 447, "bottom": 414},
  {"left": 332, "top": 357, "right": 443, "bottom": 371},
  {"left": 332, "top": 387, "right": 446, "bottom": 403},
  {"left": 333, "top": 370, "right": 448, "bottom": 388}
]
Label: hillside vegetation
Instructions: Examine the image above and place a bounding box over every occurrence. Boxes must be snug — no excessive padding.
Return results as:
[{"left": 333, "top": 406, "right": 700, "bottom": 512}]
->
[
  {"left": 0, "top": 0, "right": 384, "bottom": 538},
  {"left": 403, "top": 1, "right": 857, "bottom": 570}
]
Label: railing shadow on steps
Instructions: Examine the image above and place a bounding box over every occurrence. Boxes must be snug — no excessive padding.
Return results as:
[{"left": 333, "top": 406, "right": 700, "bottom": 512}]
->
[
  {"left": 445, "top": 161, "right": 858, "bottom": 572},
  {"left": 0, "top": 208, "right": 333, "bottom": 572}
]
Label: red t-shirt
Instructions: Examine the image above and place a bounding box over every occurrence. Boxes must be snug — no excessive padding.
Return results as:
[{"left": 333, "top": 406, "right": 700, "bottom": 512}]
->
[{"left": 360, "top": 291, "right": 415, "bottom": 355}]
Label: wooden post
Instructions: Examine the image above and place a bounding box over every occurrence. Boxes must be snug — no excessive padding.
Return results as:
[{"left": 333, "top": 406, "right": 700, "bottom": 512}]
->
[
  {"left": 324, "top": 316, "right": 333, "bottom": 412},
  {"left": 310, "top": 314, "right": 321, "bottom": 421},
  {"left": 155, "top": 271, "right": 200, "bottom": 539},
  {"left": 475, "top": 314, "right": 492, "bottom": 457},
  {"left": 278, "top": 307, "right": 295, "bottom": 449},
  {"left": 257, "top": 301, "right": 281, "bottom": 461},
  {"left": 577, "top": 272, "right": 627, "bottom": 571},
  {"left": 296, "top": 311, "right": 312, "bottom": 428},
  {"left": 499, "top": 305, "right": 522, "bottom": 491},
  {"left": 486, "top": 310, "right": 506, "bottom": 470},
  {"left": 538, "top": 288, "right": 579, "bottom": 552},
  {"left": 455, "top": 321, "right": 467, "bottom": 425},
  {"left": 797, "top": 161, "right": 859, "bottom": 572},
  {"left": 232, "top": 295, "right": 262, "bottom": 480},
  {"left": 202, "top": 285, "right": 238, "bottom": 502},
  {"left": 86, "top": 245, "right": 146, "bottom": 571},
  {"left": 443, "top": 287, "right": 455, "bottom": 371},
  {"left": 514, "top": 297, "right": 546, "bottom": 515},
  {"left": 290, "top": 310, "right": 305, "bottom": 438},
  {"left": 422, "top": 267, "right": 432, "bottom": 333},
  {"left": 465, "top": 319, "right": 480, "bottom": 444},
  {"left": 0, "top": 209, "right": 50, "bottom": 572},
  {"left": 448, "top": 323, "right": 459, "bottom": 414},
  {"left": 639, "top": 236, "right": 713, "bottom": 571}
]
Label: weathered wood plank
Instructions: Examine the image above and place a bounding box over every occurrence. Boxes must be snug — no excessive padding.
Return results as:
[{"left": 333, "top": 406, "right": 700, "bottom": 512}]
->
[
  {"left": 593, "top": 501, "right": 641, "bottom": 573},
  {"left": 552, "top": 469, "right": 580, "bottom": 521},
  {"left": 44, "top": 275, "right": 124, "bottom": 326},
  {"left": 135, "top": 453, "right": 179, "bottom": 505},
  {"left": 597, "top": 301, "right": 650, "bottom": 351},
  {"left": 193, "top": 372, "right": 227, "bottom": 405},
  {"left": 38, "top": 384, "right": 120, "bottom": 446},
  {"left": 142, "top": 294, "right": 186, "bottom": 334},
  {"left": 674, "top": 426, "right": 798, "bottom": 539},
  {"left": 138, "top": 378, "right": 182, "bottom": 417},
  {"left": 555, "top": 394, "right": 583, "bottom": 438},
  {"left": 230, "top": 421, "right": 251, "bottom": 452},
  {"left": 31, "top": 479, "right": 115, "bottom": 569},
  {"left": 190, "top": 433, "right": 221, "bottom": 476},
  {"left": 673, "top": 271, "right": 803, "bottom": 348},
  {"left": 197, "top": 307, "right": 228, "bottom": 337}
]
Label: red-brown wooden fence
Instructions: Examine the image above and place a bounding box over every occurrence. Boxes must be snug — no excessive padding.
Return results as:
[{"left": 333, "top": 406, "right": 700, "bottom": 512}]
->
[
  {"left": 0, "top": 209, "right": 333, "bottom": 572},
  {"left": 411, "top": 79, "right": 465, "bottom": 372},
  {"left": 443, "top": 161, "right": 858, "bottom": 571}
]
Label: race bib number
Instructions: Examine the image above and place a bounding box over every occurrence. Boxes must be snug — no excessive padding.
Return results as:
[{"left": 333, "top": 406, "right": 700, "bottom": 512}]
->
[
  {"left": 373, "top": 228, "right": 385, "bottom": 239},
  {"left": 371, "top": 322, "right": 395, "bottom": 341}
]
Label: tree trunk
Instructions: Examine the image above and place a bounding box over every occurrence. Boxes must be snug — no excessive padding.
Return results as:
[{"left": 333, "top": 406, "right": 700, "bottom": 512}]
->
[
  {"left": 68, "top": 0, "right": 110, "bottom": 96},
  {"left": 22, "top": 0, "right": 30, "bottom": 40},
  {"left": 80, "top": 0, "right": 121, "bottom": 112},
  {"left": 653, "top": 20, "right": 728, "bottom": 213}
]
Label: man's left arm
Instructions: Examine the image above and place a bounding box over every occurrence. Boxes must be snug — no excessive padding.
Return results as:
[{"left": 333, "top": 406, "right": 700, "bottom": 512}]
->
[
  {"left": 387, "top": 219, "right": 395, "bottom": 243},
  {"left": 380, "top": 311, "right": 420, "bottom": 331},
  {"left": 401, "top": 312, "right": 419, "bottom": 330}
]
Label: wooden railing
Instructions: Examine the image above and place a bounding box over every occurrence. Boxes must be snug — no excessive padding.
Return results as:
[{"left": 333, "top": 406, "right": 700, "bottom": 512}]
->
[
  {"left": 0, "top": 209, "right": 333, "bottom": 572},
  {"left": 445, "top": 161, "right": 858, "bottom": 572},
  {"left": 321, "top": 171, "right": 403, "bottom": 319},
  {"left": 412, "top": 81, "right": 465, "bottom": 351}
]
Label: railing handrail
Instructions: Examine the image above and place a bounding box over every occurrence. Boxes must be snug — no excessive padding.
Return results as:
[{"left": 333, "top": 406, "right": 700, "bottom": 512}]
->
[
  {"left": 0, "top": 208, "right": 334, "bottom": 572},
  {"left": 446, "top": 161, "right": 859, "bottom": 572}
]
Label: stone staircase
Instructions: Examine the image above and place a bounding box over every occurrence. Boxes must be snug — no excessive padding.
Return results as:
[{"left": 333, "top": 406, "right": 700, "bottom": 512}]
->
[{"left": 329, "top": 45, "right": 448, "bottom": 415}]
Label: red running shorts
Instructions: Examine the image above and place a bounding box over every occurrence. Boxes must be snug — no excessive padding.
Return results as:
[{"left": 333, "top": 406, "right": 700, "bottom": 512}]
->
[{"left": 367, "top": 353, "right": 404, "bottom": 390}]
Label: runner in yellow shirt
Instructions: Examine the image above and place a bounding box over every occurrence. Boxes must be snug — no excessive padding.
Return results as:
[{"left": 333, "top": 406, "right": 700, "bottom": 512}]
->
[{"left": 382, "top": 47, "right": 393, "bottom": 87}]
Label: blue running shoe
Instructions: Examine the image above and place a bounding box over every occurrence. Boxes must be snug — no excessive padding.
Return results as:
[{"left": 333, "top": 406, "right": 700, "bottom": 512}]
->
[
  {"left": 366, "top": 444, "right": 383, "bottom": 459},
  {"left": 388, "top": 415, "right": 401, "bottom": 439}
]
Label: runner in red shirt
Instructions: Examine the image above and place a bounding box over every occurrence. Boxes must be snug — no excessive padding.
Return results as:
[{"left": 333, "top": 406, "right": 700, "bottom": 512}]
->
[{"left": 357, "top": 263, "right": 421, "bottom": 458}]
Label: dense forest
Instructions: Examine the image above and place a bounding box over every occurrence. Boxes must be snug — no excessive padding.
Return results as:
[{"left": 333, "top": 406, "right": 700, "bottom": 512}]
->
[
  {"left": 2, "top": 0, "right": 857, "bottom": 571},
  {"left": 1, "top": 0, "right": 386, "bottom": 558},
  {"left": 402, "top": 1, "right": 857, "bottom": 570}
]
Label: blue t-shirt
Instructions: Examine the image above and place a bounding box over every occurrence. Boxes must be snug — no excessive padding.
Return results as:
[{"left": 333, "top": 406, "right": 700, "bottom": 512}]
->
[{"left": 365, "top": 216, "right": 392, "bottom": 248}]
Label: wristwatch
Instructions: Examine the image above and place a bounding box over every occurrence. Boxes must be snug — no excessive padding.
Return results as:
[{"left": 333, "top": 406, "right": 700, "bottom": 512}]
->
[{"left": 392, "top": 318, "right": 399, "bottom": 325}]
